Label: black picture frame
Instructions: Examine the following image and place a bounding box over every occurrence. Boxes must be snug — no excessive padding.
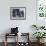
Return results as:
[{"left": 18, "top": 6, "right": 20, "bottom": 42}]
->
[{"left": 10, "top": 7, "right": 26, "bottom": 20}]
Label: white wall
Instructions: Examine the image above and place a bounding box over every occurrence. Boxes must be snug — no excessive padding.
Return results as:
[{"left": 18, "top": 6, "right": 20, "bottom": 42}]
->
[
  {"left": 0, "top": 0, "right": 36, "bottom": 34},
  {"left": 0, "top": 0, "right": 36, "bottom": 42}
]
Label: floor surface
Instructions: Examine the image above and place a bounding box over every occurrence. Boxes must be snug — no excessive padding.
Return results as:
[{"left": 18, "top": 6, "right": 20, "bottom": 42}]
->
[{"left": 0, "top": 42, "right": 46, "bottom": 46}]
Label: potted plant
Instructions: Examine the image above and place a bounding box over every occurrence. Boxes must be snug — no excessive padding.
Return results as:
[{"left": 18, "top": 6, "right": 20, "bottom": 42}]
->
[{"left": 33, "top": 32, "right": 46, "bottom": 43}]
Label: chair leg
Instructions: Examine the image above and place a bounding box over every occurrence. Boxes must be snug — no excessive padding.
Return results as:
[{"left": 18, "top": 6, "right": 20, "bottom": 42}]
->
[
  {"left": 4, "top": 33, "right": 7, "bottom": 46},
  {"left": 4, "top": 41, "right": 7, "bottom": 46}
]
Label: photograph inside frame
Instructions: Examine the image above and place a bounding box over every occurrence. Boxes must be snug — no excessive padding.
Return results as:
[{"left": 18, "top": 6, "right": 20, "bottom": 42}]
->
[{"left": 10, "top": 7, "right": 26, "bottom": 20}]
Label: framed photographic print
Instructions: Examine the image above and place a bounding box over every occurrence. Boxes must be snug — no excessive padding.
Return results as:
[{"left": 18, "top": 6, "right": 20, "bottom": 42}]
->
[{"left": 10, "top": 7, "right": 26, "bottom": 20}]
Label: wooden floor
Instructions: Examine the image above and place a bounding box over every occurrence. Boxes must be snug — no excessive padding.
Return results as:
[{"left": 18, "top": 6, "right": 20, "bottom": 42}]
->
[{"left": 0, "top": 42, "right": 46, "bottom": 46}]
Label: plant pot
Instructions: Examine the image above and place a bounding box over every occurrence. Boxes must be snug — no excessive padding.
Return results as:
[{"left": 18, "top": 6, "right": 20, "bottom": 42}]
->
[
  {"left": 37, "top": 39, "right": 45, "bottom": 44},
  {"left": 40, "top": 38, "right": 45, "bottom": 43}
]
